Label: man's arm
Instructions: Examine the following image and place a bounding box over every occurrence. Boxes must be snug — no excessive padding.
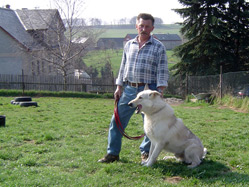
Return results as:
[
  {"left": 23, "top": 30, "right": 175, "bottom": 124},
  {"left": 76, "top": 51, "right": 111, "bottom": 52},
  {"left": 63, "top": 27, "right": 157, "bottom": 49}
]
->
[{"left": 157, "top": 46, "right": 169, "bottom": 89}]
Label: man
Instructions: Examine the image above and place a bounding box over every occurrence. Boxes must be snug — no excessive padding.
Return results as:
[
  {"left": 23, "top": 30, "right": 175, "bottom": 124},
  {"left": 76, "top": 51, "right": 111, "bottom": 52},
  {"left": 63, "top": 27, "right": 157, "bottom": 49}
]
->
[{"left": 98, "top": 13, "right": 169, "bottom": 163}]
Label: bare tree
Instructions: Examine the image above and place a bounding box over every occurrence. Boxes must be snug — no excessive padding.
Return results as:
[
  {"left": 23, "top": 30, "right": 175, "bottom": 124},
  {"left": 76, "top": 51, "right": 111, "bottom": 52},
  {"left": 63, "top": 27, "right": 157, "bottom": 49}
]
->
[
  {"left": 31, "top": 0, "right": 100, "bottom": 90},
  {"left": 118, "top": 18, "right": 128, "bottom": 25},
  {"left": 89, "top": 18, "right": 102, "bottom": 26},
  {"left": 129, "top": 16, "right": 137, "bottom": 24}
]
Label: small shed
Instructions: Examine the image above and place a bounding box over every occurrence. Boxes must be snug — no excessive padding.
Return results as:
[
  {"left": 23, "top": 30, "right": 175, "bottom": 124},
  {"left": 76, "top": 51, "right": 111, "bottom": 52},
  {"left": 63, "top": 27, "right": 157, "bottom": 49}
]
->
[
  {"left": 97, "top": 38, "right": 124, "bottom": 49},
  {"left": 124, "top": 33, "right": 182, "bottom": 50}
]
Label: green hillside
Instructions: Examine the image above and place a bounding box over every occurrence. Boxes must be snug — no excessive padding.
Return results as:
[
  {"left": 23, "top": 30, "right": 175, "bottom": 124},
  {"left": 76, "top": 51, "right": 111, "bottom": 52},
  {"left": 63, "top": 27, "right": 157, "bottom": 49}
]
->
[
  {"left": 98, "top": 24, "right": 181, "bottom": 38},
  {"left": 83, "top": 49, "right": 179, "bottom": 77}
]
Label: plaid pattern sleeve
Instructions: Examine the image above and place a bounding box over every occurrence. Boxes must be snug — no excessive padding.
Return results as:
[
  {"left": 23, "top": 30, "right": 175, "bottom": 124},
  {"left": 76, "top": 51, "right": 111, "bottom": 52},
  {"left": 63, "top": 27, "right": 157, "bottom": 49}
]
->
[{"left": 116, "top": 36, "right": 169, "bottom": 87}]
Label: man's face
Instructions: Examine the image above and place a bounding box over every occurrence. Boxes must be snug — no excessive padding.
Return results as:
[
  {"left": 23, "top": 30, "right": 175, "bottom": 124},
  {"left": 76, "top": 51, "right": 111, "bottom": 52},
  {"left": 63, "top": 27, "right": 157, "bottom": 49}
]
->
[{"left": 136, "top": 18, "right": 154, "bottom": 37}]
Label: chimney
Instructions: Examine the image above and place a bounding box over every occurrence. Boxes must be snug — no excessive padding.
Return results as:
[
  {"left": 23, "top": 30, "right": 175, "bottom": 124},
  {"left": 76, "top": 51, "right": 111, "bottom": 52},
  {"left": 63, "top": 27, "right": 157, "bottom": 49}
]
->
[{"left": 6, "top": 4, "right": 10, "bottom": 9}]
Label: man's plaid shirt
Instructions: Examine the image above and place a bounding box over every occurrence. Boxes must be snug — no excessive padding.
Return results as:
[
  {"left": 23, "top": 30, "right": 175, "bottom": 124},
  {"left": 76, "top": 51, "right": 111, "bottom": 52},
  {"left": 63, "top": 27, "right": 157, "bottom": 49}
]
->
[{"left": 116, "top": 36, "right": 169, "bottom": 87}]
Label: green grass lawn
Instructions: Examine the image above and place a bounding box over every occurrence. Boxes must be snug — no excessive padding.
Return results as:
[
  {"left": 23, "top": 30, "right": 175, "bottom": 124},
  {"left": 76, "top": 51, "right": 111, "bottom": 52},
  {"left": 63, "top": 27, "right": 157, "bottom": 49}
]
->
[{"left": 0, "top": 96, "right": 248, "bottom": 186}]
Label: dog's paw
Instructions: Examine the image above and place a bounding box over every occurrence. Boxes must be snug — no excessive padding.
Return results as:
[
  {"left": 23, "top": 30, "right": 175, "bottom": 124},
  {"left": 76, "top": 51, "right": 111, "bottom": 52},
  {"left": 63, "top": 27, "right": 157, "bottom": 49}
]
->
[
  {"left": 143, "top": 163, "right": 149, "bottom": 167},
  {"left": 140, "top": 161, "right": 147, "bottom": 165},
  {"left": 144, "top": 163, "right": 154, "bottom": 167},
  {"left": 187, "top": 162, "right": 199, "bottom": 168}
]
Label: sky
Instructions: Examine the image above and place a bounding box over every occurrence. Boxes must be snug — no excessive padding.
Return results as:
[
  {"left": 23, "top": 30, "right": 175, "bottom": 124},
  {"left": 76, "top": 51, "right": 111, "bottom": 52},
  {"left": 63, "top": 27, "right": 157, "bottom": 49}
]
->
[{"left": 1, "top": 0, "right": 184, "bottom": 24}]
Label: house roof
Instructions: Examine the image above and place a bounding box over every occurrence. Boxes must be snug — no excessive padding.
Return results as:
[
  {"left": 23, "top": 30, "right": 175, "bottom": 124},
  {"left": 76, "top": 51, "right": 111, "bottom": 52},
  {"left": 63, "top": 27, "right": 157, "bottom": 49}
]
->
[
  {"left": 0, "top": 7, "right": 65, "bottom": 50},
  {"left": 15, "top": 9, "right": 59, "bottom": 31},
  {"left": 0, "top": 7, "right": 35, "bottom": 49},
  {"left": 125, "top": 34, "right": 137, "bottom": 39},
  {"left": 97, "top": 38, "right": 124, "bottom": 47},
  {"left": 154, "top": 34, "right": 181, "bottom": 41},
  {"left": 98, "top": 38, "right": 124, "bottom": 42},
  {"left": 125, "top": 33, "right": 181, "bottom": 41}
]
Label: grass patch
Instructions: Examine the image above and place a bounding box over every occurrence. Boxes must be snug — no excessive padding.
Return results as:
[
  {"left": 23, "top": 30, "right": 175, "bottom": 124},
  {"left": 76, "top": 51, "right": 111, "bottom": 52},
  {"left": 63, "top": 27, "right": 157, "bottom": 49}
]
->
[
  {"left": 0, "top": 96, "right": 248, "bottom": 186},
  {"left": 217, "top": 95, "right": 249, "bottom": 113},
  {"left": 185, "top": 94, "right": 249, "bottom": 113}
]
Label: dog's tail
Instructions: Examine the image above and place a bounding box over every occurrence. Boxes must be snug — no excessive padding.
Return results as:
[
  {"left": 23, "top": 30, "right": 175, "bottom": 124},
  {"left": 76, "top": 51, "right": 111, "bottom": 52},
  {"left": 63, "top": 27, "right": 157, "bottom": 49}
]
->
[{"left": 202, "top": 148, "right": 208, "bottom": 159}]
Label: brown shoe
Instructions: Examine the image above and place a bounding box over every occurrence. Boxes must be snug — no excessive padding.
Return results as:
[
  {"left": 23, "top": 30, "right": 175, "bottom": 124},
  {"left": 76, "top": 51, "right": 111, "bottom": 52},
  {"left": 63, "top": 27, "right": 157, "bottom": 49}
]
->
[
  {"left": 141, "top": 152, "right": 149, "bottom": 164},
  {"left": 98, "top": 154, "right": 119, "bottom": 163}
]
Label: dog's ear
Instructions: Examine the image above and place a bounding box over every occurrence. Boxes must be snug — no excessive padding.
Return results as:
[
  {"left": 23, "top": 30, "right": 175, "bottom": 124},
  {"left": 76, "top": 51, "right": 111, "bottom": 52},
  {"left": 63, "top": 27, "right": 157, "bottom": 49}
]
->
[
  {"left": 149, "top": 91, "right": 161, "bottom": 98},
  {"left": 144, "top": 84, "right": 149, "bottom": 90}
]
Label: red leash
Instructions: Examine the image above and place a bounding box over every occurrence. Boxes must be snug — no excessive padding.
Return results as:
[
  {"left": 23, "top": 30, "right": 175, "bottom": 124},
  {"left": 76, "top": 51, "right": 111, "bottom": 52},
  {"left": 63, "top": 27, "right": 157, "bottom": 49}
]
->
[{"left": 114, "top": 102, "right": 145, "bottom": 140}]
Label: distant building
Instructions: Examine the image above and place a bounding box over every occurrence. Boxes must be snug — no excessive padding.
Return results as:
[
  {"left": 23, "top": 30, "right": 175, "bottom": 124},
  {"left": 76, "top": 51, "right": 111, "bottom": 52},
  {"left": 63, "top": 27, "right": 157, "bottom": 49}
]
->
[
  {"left": 0, "top": 6, "right": 90, "bottom": 77},
  {"left": 124, "top": 33, "right": 182, "bottom": 50},
  {"left": 97, "top": 38, "right": 124, "bottom": 49}
]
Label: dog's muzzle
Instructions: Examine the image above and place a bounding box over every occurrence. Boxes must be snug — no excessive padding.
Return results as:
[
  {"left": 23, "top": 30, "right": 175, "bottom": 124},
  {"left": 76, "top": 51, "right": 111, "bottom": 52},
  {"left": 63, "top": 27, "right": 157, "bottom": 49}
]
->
[
  {"left": 128, "top": 102, "right": 142, "bottom": 114},
  {"left": 128, "top": 103, "right": 133, "bottom": 107}
]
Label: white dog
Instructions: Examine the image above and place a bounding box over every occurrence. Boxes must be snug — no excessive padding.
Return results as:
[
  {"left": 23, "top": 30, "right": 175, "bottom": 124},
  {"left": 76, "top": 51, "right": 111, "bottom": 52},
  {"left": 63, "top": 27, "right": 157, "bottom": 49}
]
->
[{"left": 128, "top": 90, "right": 207, "bottom": 168}]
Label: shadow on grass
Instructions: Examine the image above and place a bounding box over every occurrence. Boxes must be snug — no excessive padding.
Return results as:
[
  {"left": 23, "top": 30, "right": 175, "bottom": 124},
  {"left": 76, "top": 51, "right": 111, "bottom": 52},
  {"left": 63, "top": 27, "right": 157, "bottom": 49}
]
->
[{"left": 153, "top": 159, "right": 249, "bottom": 185}]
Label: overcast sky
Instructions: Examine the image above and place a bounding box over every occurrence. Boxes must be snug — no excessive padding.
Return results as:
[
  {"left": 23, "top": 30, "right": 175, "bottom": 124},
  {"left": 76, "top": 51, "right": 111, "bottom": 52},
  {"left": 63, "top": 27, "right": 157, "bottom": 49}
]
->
[{"left": 1, "top": 0, "right": 184, "bottom": 24}]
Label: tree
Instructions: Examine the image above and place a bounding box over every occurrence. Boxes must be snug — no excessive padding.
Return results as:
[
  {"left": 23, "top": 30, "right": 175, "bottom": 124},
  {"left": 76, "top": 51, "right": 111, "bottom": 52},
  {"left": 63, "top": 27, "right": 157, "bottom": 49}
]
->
[
  {"left": 129, "top": 16, "right": 137, "bottom": 24},
  {"left": 224, "top": 0, "right": 249, "bottom": 72},
  {"left": 85, "top": 65, "right": 99, "bottom": 79},
  {"left": 89, "top": 18, "right": 102, "bottom": 26},
  {"left": 118, "top": 18, "right": 129, "bottom": 25},
  {"left": 31, "top": 0, "right": 97, "bottom": 90},
  {"left": 154, "top": 17, "right": 164, "bottom": 25},
  {"left": 172, "top": 0, "right": 249, "bottom": 76},
  {"left": 101, "top": 61, "right": 112, "bottom": 78}
]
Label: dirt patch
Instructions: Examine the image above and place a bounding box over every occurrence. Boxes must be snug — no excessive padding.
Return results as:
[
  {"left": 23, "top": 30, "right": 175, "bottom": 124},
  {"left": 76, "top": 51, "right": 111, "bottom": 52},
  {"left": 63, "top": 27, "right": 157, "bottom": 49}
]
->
[
  {"left": 165, "top": 98, "right": 184, "bottom": 106},
  {"left": 165, "top": 176, "right": 184, "bottom": 184},
  {"left": 183, "top": 106, "right": 202, "bottom": 110},
  {"left": 218, "top": 106, "right": 248, "bottom": 113},
  {"left": 24, "top": 140, "right": 36, "bottom": 144}
]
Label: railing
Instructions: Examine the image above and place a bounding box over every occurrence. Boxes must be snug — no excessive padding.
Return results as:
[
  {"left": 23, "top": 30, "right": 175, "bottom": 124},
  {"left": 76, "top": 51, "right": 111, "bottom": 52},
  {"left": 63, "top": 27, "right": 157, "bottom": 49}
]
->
[
  {"left": 0, "top": 71, "right": 248, "bottom": 97},
  {"left": 0, "top": 74, "right": 115, "bottom": 93}
]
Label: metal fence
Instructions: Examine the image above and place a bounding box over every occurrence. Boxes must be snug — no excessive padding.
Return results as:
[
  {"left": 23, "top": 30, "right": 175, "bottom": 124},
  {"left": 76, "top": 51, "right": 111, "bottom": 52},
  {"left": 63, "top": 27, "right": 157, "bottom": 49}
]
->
[
  {"left": 0, "top": 74, "right": 115, "bottom": 93},
  {"left": 187, "top": 71, "right": 249, "bottom": 97},
  {"left": 0, "top": 71, "right": 248, "bottom": 97}
]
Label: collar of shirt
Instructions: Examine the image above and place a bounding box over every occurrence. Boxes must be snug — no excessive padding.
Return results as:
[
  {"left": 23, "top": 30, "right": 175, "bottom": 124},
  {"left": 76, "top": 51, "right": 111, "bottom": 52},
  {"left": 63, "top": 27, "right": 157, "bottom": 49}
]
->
[{"left": 132, "top": 35, "right": 154, "bottom": 45}]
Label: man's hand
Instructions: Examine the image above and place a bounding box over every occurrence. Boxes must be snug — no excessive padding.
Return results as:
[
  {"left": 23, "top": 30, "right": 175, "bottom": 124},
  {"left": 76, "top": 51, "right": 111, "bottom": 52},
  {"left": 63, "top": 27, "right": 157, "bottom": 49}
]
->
[
  {"left": 157, "top": 86, "right": 166, "bottom": 97},
  {"left": 114, "top": 85, "right": 122, "bottom": 103}
]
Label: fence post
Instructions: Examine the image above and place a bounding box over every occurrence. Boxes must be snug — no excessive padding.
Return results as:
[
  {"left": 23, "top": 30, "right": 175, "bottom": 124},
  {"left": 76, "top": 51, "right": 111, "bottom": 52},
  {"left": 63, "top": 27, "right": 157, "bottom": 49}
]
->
[
  {"left": 185, "top": 73, "right": 188, "bottom": 97},
  {"left": 22, "top": 69, "right": 25, "bottom": 95},
  {"left": 220, "top": 66, "right": 223, "bottom": 99},
  {"left": 112, "top": 71, "right": 115, "bottom": 93}
]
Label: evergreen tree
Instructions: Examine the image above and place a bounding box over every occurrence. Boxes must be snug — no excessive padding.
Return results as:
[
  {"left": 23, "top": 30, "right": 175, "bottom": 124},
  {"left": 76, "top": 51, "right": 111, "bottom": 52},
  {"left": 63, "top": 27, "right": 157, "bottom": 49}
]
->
[
  {"left": 86, "top": 65, "right": 98, "bottom": 79},
  {"left": 224, "top": 0, "right": 249, "bottom": 72},
  {"left": 101, "top": 62, "right": 113, "bottom": 78},
  {"left": 173, "top": 0, "right": 249, "bottom": 76}
]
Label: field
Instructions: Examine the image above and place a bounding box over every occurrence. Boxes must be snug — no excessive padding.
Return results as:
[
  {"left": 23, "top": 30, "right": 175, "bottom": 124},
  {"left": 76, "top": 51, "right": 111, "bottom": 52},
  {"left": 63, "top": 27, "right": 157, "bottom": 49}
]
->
[
  {"left": 99, "top": 24, "right": 181, "bottom": 38},
  {"left": 0, "top": 96, "right": 248, "bottom": 186}
]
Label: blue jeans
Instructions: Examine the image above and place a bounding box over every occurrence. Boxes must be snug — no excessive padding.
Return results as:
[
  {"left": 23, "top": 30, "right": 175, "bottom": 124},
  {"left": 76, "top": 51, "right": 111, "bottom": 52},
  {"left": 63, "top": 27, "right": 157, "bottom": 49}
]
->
[{"left": 107, "top": 83, "right": 157, "bottom": 156}]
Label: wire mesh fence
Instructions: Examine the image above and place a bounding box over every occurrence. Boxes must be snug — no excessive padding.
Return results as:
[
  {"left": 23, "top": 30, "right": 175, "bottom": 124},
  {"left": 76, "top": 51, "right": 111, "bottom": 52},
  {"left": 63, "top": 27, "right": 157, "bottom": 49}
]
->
[
  {"left": 187, "top": 71, "right": 249, "bottom": 97},
  {"left": 0, "top": 71, "right": 248, "bottom": 97},
  {"left": 0, "top": 74, "right": 115, "bottom": 93}
]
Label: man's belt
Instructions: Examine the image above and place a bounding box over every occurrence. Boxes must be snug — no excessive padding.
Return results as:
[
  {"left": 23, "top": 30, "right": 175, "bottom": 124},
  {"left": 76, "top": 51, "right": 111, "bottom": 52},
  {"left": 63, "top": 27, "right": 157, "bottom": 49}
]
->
[{"left": 127, "top": 81, "right": 146, "bottom": 87}]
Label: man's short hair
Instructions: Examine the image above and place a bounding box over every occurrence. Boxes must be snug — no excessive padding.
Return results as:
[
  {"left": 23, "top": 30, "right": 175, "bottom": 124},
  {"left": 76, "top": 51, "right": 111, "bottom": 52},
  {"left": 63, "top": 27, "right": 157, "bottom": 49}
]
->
[{"left": 137, "top": 13, "right": 155, "bottom": 26}]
